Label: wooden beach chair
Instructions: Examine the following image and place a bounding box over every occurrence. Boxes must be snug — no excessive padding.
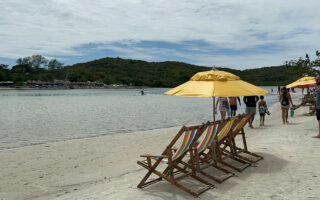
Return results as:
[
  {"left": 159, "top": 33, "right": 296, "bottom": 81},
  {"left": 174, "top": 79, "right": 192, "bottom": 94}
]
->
[
  {"left": 214, "top": 116, "right": 251, "bottom": 172},
  {"left": 137, "top": 124, "right": 214, "bottom": 197},
  {"left": 188, "top": 121, "right": 234, "bottom": 183},
  {"left": 195, "top": 117, "right": 250, "bottom": 173},
  {"left": 219, "top": 114, "right": 247, "bottom": 155},
  {"left": 228, "top": 114, "right": 264, "bottom": 163}
]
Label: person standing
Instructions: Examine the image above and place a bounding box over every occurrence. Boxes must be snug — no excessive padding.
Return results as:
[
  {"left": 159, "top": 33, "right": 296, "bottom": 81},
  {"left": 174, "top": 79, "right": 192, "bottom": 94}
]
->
[
  {"left": 279, "top": 87, "right": 294, "bottom": 124},
  {"left": 216, "top": 97, "right": 229, "bottom": 120},
  {"left": 229, "top": 97, "right": 241, "bottom": 117},
  {"left": 258, "top": 96, "right": 269, "bottom": 126},
  {"left": 313, "top": 76, "right": 320, "bottom": 138},
  {"left": 243, "top": 96, "right": 259, "bottom": 128}
]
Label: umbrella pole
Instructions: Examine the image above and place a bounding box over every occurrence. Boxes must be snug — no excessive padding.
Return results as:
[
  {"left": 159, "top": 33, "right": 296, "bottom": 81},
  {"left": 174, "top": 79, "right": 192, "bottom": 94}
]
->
[{"left": 213, "top": 97, "right": 215, "bottom": 121}]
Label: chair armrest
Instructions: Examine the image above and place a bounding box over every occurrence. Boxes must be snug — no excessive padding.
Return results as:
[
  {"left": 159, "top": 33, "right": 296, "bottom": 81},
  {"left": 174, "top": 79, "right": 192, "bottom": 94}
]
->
[{"left": 140, "top": 154, "right": 170, "bottom": 158}]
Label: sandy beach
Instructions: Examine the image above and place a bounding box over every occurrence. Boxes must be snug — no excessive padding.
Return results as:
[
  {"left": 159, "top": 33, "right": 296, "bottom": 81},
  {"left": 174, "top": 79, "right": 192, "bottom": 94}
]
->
[
  {"left": 1, "top": 1, "right": 319, "bottom": 199},
  {"left": 1, "top": 99, "right": 320, "bottom": 200}
]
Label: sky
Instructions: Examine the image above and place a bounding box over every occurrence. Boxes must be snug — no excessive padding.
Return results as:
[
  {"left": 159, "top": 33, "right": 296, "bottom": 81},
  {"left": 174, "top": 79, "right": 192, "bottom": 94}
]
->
[{"left": 0, "top": 0, "right": 320, "bottom": 69}]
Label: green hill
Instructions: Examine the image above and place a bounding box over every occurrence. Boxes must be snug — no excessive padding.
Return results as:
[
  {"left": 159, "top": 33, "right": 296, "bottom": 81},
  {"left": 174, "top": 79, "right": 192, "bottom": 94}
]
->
[
  {"left": 0, "top": 57, "right": 314, "bottom": 87},
  {"left": 64, "top": 58, "right": 209, "bottom": 87},
  {"left": 63, "top": 57, "right": 303, "bottom": 86}
]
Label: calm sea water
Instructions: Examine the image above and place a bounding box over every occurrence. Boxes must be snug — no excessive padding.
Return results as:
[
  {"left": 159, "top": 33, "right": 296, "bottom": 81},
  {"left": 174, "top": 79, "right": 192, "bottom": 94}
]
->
[{"left": 0, "top": 87, "right": 280, "bottom": 149}]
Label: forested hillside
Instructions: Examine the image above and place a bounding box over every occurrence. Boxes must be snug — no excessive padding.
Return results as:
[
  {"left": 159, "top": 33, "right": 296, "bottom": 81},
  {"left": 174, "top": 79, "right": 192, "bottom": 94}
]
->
[
  {"left": 1, "top": 53, "right": 319, "bottom": 87},
  {"left": 63, "top": 57, "right": 316, "bottom": 86}
]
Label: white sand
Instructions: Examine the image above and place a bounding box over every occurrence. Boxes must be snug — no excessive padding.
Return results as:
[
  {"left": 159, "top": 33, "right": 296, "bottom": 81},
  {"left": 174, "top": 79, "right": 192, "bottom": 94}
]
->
[{"left": 1, "top": 100, "right": 320, "bottom": 200}]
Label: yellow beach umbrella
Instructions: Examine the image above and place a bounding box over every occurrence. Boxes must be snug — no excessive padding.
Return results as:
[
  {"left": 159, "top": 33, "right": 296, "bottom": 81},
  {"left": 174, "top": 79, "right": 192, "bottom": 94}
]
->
[
  {"left": 286, "top": 75, "right": 316, "bottom": 89},
  {"left": 165, "top": 68, "right": 269, "bottom": 120}
]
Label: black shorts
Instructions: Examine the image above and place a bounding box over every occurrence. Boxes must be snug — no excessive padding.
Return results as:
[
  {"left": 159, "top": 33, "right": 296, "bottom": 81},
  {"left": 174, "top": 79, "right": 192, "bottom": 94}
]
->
[
  {"left": 230, "top": 105, "right": 237, "bottom": 111},
  {"left": 317, "top": 109, "right": 320, "bottom": 120}
]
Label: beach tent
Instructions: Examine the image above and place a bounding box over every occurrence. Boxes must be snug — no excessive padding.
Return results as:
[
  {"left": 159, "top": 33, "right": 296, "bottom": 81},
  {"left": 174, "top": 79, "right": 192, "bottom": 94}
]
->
[
  {"left": 165, "top": 68, "right": 269, "bottom": 121},
  {"left": 286, "top": 75, "right": 316, "bottom": 89}
]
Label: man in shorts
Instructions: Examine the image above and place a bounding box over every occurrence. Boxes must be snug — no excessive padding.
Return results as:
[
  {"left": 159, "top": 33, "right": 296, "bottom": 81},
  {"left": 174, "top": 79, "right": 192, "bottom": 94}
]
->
[
  {"left": 313, "top": 76, "right": 320, "bottom": 138},
  {"left": 244, "top": 96, "right": 259, "bottom": 128},
  {"left": 229, "top": 97, "right": 241, "bottom": 117}
]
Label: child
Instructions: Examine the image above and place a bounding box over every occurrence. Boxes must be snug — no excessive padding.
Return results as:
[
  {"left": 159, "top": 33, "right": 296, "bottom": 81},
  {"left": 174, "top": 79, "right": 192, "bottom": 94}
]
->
[{"left": 258, "top": 96, "right": 269, "bottom": 126}]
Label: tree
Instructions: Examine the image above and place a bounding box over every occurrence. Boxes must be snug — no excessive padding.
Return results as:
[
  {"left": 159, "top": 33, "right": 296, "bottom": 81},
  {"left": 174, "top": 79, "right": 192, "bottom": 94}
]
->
[
  {"left": 16, "top": 55, "right": 48, "bottom": 69},
  {"left": 315, "top": 50, "right": 320, "bottom": 68},
  {"left": 303, "top": 53, "right": 311, "bottom": 71},
  {"left": 30, "top": 55, "right": 48, "bottom": 69},
  {"left": 16, "top": 56, "right": 32, "bottom": 66},
  {"left": 305, "top": 54, "right": 310, "bottom": 63},
  {"left": 0, "top": 64, "right": 11, "bottom": 81},
  {"left": 68, "top": 72, "right": 81, "bottom": 82},
  {"left": 0, "top": 64, "right": 8, "bottom": 69},
  {"left": 11, "top": 64, "right": 33, "bottom": 78},
  {"left": 284, "top": 50, "right": 320, "bottom": 77},
  {"left": 47, "top": 59, "right": 63, "bottom": 70}
]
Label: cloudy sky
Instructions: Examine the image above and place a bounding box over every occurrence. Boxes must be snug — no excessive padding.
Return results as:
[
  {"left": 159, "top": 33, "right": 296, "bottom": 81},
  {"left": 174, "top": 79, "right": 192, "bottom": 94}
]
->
[{"left": 0, "top": 0, "right": 320, "bottom": 69}]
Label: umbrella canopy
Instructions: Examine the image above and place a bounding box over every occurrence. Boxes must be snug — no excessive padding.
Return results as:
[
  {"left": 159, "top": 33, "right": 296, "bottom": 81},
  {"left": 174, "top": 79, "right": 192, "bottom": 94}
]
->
[
  {"left": 165, "top": 69, "right": 269, "bottom": 97},
  {"left": 165, "top": 68, "right": 269, "bottom": 121},
  {"left": 286, "top": 75, "right": 316, "bottom": 89}
]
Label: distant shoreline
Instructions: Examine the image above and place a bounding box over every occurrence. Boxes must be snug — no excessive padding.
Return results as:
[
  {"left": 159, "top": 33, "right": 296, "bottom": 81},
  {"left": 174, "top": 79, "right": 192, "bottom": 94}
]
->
[{"left": 0, "top": 86, "right": 153, "bottom": 90}]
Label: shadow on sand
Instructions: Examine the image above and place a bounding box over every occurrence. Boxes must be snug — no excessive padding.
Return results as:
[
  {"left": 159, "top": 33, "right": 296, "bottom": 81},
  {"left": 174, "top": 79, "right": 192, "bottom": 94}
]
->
[{"left": 138, "top": 152, "right": 289, "bottom": 199}]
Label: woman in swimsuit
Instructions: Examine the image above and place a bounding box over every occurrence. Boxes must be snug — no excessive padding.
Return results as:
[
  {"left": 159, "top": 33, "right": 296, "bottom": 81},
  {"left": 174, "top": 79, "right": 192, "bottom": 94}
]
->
[
  {"left": 279, "top": 87, "right": 294, "bottom": 124},
  {"left": 216, "top": 97, "right": 229, "bottom": 120}
]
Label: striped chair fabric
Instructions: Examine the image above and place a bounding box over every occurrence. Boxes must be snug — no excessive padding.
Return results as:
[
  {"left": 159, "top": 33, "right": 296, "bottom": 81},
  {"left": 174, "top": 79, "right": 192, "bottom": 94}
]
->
[{"left": 151, "top": 128, "right": 197, "bottom": 163}]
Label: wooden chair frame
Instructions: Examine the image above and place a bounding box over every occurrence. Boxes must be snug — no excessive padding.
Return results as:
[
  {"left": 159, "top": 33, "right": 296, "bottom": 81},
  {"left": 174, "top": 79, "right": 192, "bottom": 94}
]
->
[
  {"left": 137, "top": 124, "right": 214, "bottom": 197},
  {"left": 229, "top": 114, "right": 264, "bottom": 163},
  {"left": 187, "top": 120, "right": 234, "bottom": 183},
  {"left": 194, "top": 117, "right": 250, "bottom": 175},
  {"left": 214, "top": 116, "right": 251, "bottom": 172}
]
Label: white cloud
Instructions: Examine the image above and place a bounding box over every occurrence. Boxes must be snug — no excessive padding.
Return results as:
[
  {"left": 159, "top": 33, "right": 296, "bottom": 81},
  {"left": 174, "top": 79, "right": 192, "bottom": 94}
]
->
[{"left": 0, "top": 0, "right": 320, "bottom": 68}]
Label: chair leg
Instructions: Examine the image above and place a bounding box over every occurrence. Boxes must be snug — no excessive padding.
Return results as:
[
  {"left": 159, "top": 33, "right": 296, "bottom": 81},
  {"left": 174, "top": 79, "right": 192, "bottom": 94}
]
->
[
  {"left": 212, "top": 162, "right": 233, "bottom": 174},
  {"left": 235, "top": 144, "right": 264, "bottom": 163},
  {"left": 233, "top": 153, "right": 258, "bottom": 164},
  {"left": 217, "top": 160, "right": 242, "bottom": 172},
  {"left": 137, "top": 161, "right": 160, "bottom": 188},
  {"left": 197, "top": 154, "right": 234, "bottom": 183},
  {"left": 220, "top": 151, "right": 251, "bottom": 172},
  {"left": 232, "top": 130, "right": 263, "bottom": 163},
  {"left": 243, "top": 149, "right": 264, "bottom": 160},
  {"left": 173, "top": 164, "right": 215, "bottom": 188},
  {"left": 139, "top": 177, "right": 163, "bottom": 188},
  {"left": 137, "top": 160, "right": 213, "bottom": 196},
  {"left": 200, "top": 165, "right": 233, "bottom": 183}
]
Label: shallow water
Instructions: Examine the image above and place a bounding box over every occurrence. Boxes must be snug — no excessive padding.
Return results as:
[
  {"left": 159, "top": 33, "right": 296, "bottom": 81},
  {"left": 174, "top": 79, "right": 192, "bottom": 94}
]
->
[{"left": 0, "top": 87, "right": 280, "bottom": 149}]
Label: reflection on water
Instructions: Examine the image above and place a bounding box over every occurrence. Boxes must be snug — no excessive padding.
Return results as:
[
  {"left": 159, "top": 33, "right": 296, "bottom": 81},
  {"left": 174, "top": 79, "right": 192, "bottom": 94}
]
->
[{"left": 0, "top": 87, "right": 279, "bottom": 149}]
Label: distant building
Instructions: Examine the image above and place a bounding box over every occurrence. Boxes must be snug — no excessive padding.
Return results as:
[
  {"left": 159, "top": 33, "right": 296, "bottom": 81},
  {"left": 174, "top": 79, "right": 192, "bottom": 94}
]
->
[
  {"left": 26, "top": 80, "right": 104, "bottom": 89},
  {"left": 0, "top": 81, "right": 13, "bottom": 86}
]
